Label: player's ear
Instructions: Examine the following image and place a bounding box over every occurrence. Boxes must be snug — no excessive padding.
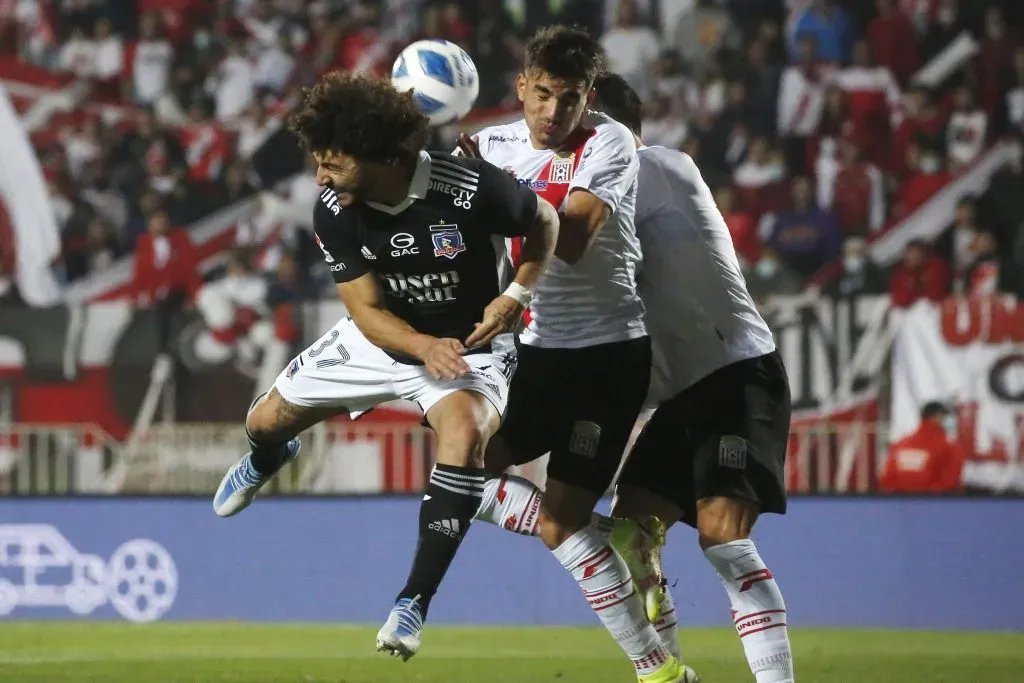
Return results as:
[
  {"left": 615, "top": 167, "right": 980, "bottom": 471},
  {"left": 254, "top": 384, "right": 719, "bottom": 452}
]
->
[
  {"left": 585, "top": 87, "right": 596, "bottom": 107},
  {"left": 515, "top": 73, "right": 527, "bottom": 103}
]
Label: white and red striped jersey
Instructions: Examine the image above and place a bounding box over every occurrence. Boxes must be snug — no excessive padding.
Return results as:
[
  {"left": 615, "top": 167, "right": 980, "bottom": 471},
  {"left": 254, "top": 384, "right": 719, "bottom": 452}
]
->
[
  {"left": 777, "top": 65, "right": 835, "bottom": 137},
  {"left": 468, "top": 113, "right": 647, "bottom": 349},
  {"left": 181, "top": 123, "right": 231, "bottom": 182},
  {"left": 947, "top": 110, "right": 988, "bottom": 171},
  {"left": 832, "top": 65, "right": 902, "bottom": 129}
]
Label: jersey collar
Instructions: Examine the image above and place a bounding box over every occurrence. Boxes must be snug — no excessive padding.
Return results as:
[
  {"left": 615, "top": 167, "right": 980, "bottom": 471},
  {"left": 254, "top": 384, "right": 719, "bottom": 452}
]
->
[{"left": 365, "top": 151, "right": 432, "bottom": 215}]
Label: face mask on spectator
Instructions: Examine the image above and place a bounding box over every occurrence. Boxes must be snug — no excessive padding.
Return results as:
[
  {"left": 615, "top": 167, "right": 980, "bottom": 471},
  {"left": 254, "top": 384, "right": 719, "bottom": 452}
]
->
[
  {"left": 938, "top": 9, "right": 955, "bottom": 25},
  {"left": 844, "top": 256, "right": 865, "bottom": 272},
  {"left": 194, "top": 31, "right": 211, "bottom": 49},
  {"left": 756, "top": 259, "right": 778, "bottom": 277},
  {"left": 943, "top": 414, "right": 958, "bottom": 439},
  {"left": 919, "top": 156, "right": 940, "bottom": 174}
]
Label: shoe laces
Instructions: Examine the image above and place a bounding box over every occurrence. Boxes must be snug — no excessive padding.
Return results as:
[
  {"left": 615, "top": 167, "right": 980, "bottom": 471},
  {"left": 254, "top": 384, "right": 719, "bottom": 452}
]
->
[{"left": 394, "top": 597, "right": 424, "bottom": 635}]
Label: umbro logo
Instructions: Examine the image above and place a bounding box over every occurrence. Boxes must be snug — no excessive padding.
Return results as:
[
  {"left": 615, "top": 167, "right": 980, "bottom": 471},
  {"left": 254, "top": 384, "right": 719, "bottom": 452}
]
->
[{"left": 428, "top": 518, "right": 462, "bottom": 538}]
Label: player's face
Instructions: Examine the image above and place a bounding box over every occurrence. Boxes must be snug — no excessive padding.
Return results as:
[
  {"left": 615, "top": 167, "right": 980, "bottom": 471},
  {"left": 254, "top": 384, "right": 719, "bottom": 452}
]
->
[
  {"left": 517, "top": 69, "right": 593, "bottom": 149},
  {"left": 312, "top": 151, "right": 370, "bottom": 206}
]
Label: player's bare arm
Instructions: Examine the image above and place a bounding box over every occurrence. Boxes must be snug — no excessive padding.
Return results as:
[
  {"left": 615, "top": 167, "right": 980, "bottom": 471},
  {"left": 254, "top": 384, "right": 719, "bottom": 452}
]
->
[
  {"left": 465, "top": 195, "right": 559, "bottom": 348},
  {"left": 337, "top": 273, "right": 471, "bottom": 380},
  {"left": 555, "top": 189, "right": 610, "bottom": 264}
]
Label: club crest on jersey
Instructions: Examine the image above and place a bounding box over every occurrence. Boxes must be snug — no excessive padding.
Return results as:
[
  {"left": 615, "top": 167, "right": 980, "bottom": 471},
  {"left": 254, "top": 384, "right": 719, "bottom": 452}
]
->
[
  {"left": 430, "top": 222, "right": 466, "bottom": 260},
  {"left": 549, "top": 152, "right": 575, "bottom": 184},
  {"left": 314, "top": 233, "right": 334, "bottom": 263}
]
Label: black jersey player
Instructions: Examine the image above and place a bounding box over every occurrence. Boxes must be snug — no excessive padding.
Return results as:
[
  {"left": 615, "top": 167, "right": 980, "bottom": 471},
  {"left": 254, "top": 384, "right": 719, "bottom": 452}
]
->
[{"left": 212, "top": 72, "right": 559, "bottom": 659}]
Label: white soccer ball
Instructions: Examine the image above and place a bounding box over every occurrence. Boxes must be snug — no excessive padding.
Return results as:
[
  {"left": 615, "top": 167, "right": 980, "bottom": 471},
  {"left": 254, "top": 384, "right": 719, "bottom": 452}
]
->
[{"left": 391, "top": 39, "right": 480, "bottom": 126}]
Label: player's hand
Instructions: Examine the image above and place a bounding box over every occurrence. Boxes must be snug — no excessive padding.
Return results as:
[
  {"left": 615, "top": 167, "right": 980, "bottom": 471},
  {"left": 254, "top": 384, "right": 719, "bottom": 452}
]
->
[
  {"left": 465, "top": 295, "right": 523, "bottom": 349},
  {"left": 418, "top": 337, "right": 471, "bottom": 380},
  {"left": 456, "top": 133, "right": 482, "bottom": 159}
]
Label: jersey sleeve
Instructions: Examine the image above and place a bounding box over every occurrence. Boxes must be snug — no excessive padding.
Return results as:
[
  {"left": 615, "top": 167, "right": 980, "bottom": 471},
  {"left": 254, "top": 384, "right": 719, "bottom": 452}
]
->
[
  {"left": 312, "top": 201, "right": 369, "bottom": 283},
  {"left": 474, "top": 160, "right": 539, "bottom": 237},
  {"left": 569, "top": 122, "right": 639, "bottom": 212}
]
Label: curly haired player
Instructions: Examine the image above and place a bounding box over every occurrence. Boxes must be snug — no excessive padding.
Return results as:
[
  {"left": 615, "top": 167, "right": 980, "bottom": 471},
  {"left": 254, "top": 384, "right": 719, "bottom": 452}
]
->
[{"left": 211, "top": 72, "right": 560, "bottom": 660}]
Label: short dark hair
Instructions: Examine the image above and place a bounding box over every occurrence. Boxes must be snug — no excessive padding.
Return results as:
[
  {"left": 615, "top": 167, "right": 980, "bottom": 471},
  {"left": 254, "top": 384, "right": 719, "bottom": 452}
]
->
[
  {"left": 921, "top": 401, "right": 951, "bottom": 420},
  {"left": 592, "top": 73, "right": 643, "bottom": 136},
  {"left": 524, "top": 25, "right": 605, "bottom": 86},
  {"left": 288, "top": 71, "right": 430, "bottom": 167}
]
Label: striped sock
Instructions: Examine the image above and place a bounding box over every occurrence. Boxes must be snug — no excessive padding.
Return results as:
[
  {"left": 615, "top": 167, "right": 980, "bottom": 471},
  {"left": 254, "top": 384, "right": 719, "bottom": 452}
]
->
[{"left": 396, "top": 464, "right": 486, "bottom": 615}]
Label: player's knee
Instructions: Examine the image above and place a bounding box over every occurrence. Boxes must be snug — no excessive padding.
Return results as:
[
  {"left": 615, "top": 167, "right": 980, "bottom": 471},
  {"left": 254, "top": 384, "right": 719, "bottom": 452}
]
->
[
  {"left": 536, "top": 498, "right": 592, "bottom": 550},
  {"left": 696, "top": 497, "right": 757, "bottom": 550},
  {"left": 435, "top": 419, "right": 490, "bottom": 468}
]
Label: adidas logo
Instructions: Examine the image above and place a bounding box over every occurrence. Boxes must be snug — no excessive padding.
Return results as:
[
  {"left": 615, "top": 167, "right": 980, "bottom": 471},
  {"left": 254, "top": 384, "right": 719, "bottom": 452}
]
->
[
  {"left": 361, "top": 246, "right": 376, "bottom": 260},
  {"left": 428, "top": 518, "right": 462, "bottom": 538}
]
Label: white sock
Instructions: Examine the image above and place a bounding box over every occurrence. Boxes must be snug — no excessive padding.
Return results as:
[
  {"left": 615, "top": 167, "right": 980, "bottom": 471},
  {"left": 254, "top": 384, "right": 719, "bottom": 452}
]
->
[
  {"left": 704, "top": 539, "right": 794, "bottom": 683},
  {"left": 552, "top": 526, "right": 671, "bottom": 675},
  {"left": 473, "top": 475, "right": 543, "bottom": 536},
  {"left": 590, "top": 512, "right": 681, "bottom": 660}
]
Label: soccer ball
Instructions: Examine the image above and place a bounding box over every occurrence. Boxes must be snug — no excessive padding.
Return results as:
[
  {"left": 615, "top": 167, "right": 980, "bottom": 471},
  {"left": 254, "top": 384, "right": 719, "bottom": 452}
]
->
[{"left": 391, "top": 39, "right": 479, "bottom": 126}]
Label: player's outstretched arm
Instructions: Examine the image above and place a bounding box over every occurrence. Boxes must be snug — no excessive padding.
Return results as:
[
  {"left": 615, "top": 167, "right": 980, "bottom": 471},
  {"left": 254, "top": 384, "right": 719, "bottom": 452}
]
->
[
  {"left": 337, "top": 274, "right": 470, "bottom": 380},
  {"left": 465, "top": 196, "right": 559, "bottom": 348}
]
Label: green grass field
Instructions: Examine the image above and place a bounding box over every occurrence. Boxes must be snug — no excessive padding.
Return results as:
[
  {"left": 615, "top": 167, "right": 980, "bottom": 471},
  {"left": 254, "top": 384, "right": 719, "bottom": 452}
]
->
[{"left": 0, "top": 623, "right": 1020, "bottom": 682}]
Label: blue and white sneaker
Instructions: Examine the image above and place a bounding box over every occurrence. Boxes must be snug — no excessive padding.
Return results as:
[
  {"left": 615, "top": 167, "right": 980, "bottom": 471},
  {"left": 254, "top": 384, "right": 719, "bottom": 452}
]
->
[
  {"left": 212, "top": 438, "right": 301, "bottom": 518},
  {"left": 375, "top": 596, "right": 425, "bottom": 661}
]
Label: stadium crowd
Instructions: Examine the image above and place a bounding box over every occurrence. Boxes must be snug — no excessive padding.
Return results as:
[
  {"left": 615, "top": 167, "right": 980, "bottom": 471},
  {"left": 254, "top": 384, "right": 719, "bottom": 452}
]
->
[{"left": 1, "top": 0, "right": 1023, "bottom": 317}]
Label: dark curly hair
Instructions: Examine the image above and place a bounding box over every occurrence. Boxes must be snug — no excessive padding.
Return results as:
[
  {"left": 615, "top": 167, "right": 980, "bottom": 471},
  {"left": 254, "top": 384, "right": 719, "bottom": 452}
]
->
[
  {"left": 288, "top": 71, "right": 431, "bottom": 167},
  {"left": 592, "top": 73, "right": 643, "bottom": 136},
  {"left": 525, "top": 25, "right": 606, "bottom": 86}
]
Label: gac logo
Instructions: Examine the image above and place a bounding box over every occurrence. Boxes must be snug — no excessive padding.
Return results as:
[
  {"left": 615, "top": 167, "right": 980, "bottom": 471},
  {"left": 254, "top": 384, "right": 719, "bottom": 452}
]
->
[{"left": 390, "top": 232, "right": 419, "bottom": 257}]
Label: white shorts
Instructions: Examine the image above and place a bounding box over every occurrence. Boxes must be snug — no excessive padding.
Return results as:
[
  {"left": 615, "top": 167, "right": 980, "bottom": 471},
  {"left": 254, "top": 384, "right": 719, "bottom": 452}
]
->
[{"left": 273, "top": 317, "right": 516, "bottom": 419}]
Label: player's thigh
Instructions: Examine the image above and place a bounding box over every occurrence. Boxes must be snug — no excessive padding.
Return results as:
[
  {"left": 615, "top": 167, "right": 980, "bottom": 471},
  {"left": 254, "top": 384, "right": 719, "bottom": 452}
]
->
[
  {"left": 269, "top": 318, "right": 401, "bottom": 424},
  {"left": 545, "top": 336, "right": 653, "bottom": 496},
  {"left": 690, "top": 353, "right": 792, "bottom": 528},
  {"left": 401, "top": 350, "right": 511, "bottom": 466},
  {"left": 494, "top": 342, "right": 564, "bottom": 465},
  {"left": 614, "top": 395, "right": 698, "bottom": 526}
]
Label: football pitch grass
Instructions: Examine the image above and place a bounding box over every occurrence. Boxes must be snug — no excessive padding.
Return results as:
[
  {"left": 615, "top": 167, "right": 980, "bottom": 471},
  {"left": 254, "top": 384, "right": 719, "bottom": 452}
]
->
[{"left": 0, "top": 623, "right": 1021, "bottom": 682}]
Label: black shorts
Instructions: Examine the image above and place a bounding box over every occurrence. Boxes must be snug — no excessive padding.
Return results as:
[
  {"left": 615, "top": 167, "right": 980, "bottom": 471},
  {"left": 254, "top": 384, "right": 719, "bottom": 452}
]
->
[
  {"left": 498, "top": 336, "right": 652, "bottom": 495},
  {"left": 617, "top": 351, "right": 791, "bottom": 527}
]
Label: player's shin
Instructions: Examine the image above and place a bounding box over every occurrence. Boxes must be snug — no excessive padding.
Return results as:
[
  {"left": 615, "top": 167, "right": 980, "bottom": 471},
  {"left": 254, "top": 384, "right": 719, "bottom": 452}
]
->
[
  {"left": 704, "top": 539, "right": 794, "bottom": 683},
  {"left": 473, "top": 474, "right": 543, "bottom": 535},
  {"left": 551, "top": 524, "right": 674, "bottom": 677},
  {"left": 396, "top": 463, "right": 487, "bottom": 614}
]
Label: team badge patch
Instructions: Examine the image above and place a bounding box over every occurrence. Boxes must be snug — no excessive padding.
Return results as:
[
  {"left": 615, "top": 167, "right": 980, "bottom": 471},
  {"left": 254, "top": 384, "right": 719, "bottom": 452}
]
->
[
  {"left": 568, "top": 420, "right": 601, "bottom": 458},
  {"left": 430, "top": 223, "right": 466, "bottom": 259},
  {"left": 549, "top": 151, "right": 575, "bottom": 184},
  {"left": 285, "top": 357, "right": 301, "bottom": 379},
  {"left": 718, "top": 435, "right": 748, "bottom": 470}
]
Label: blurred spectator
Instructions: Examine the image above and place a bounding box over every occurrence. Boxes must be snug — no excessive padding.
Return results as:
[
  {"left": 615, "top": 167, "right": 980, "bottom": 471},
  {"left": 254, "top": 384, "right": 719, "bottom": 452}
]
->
[
  {"left": 922, "top": 0, "right": 969, "bottom": 63},
  {"left": 823, "top": 235, "right": 887, "bottom": 297},
  {"left": 790, "top": 0, "right": 855, "bottom": 65},
  {"left": 1005, "top": 47, "right": 1024, "bottom": 136},
  {"left": 894, "top": 145, "right": 951, "bottom": 217},
  {"left": 946, "top": 85, "right": 988, "bottom": 171},
  {"left": 182, "top": 101, "right": 233, "bottom": 183},
  {"left": 238, "top": 101, "right": 281, "bottom": 161},
  {"left": 818, "top": 133, "right": 885, "bottom": 235},
  {"left": 889, "top": 239, "right": 950, "bottom": 307},
  {"left": 641, "top": 94, "right": 688, "bottom": 150},
  {"left": 702, "top": 81, "right": 757, "bottom": 171},
  {"left": 739, "top": 38, "right": 782, "bottom": 130},
  {"left": 714, "top": 185, "right": 759, "bottom": 266},
  {"left": 672, "top": 0, "right": 741, "bottom": 78},
  {"left": 601, "top": 0, "right": 660, "bottom": 99},
  {"left": 963, "top": 229, "right": 1000, "bottom": 295},
  {"left": 892, "top": 86, "right": 947, "bottom": 178},
  {"left": 778, "top": 34, "right": 834, "bottom": 175},
  {"left": 976, "top": 5, "right": 1017, "bottom": 114},
  {"left": 57, "top": 26, "right": 95, "bottom": 79},
  {"left": 194, "top": 247, "right": 270, "bottom": 365},
  {"left": 763, "top": 175, "right": 842, "bottom": 279},
  {"left": 132, "top": 211, "right": 201, "bottom": 351},
  {"left": 744, "top": 247, "right": 803, "bottom": 304},
  {"left": 947, "top": 196, "right": 981, "bottom": 278},
  {"left": 833, "top": 39, "right": 901, "bottom": 167},
  {"left": 879, "top": 402, "right": 963, "bottom": 493},
  {"left": 206, "top": 37, "right": 255, "bottom": 122},
  {"left": 1008, "top": 218, "right": 1024, "bottom": 298},
  {"left": 978, "top": 138, "right": 1024, "bottom": 244},
  {"left": 254, "top": 33, "right": 297, "bottom": 96},
  {"left": 129, "top": 13, "right": 175, "bottom": 106},
  {"left": 867, "top": 0, "right": 919, "bottom": 84}
]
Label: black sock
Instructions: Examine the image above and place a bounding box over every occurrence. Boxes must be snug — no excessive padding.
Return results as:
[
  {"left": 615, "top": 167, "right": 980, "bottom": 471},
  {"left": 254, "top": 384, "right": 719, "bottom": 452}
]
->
[
  {"left": 397, "top": 464, "right": 486, "bottom": 616},
  {"left": 246, "top": 428, "right": 289, "bottom": 476}
]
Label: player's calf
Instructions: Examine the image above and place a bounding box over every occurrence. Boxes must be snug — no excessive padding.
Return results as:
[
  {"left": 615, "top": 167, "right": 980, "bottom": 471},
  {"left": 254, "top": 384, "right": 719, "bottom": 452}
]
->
[
  {"left": 380, "top": 391, "right": 497, "bottom": 659},
  {"left": 698, "top": 497, "right": 794, "bottom": 683}
]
